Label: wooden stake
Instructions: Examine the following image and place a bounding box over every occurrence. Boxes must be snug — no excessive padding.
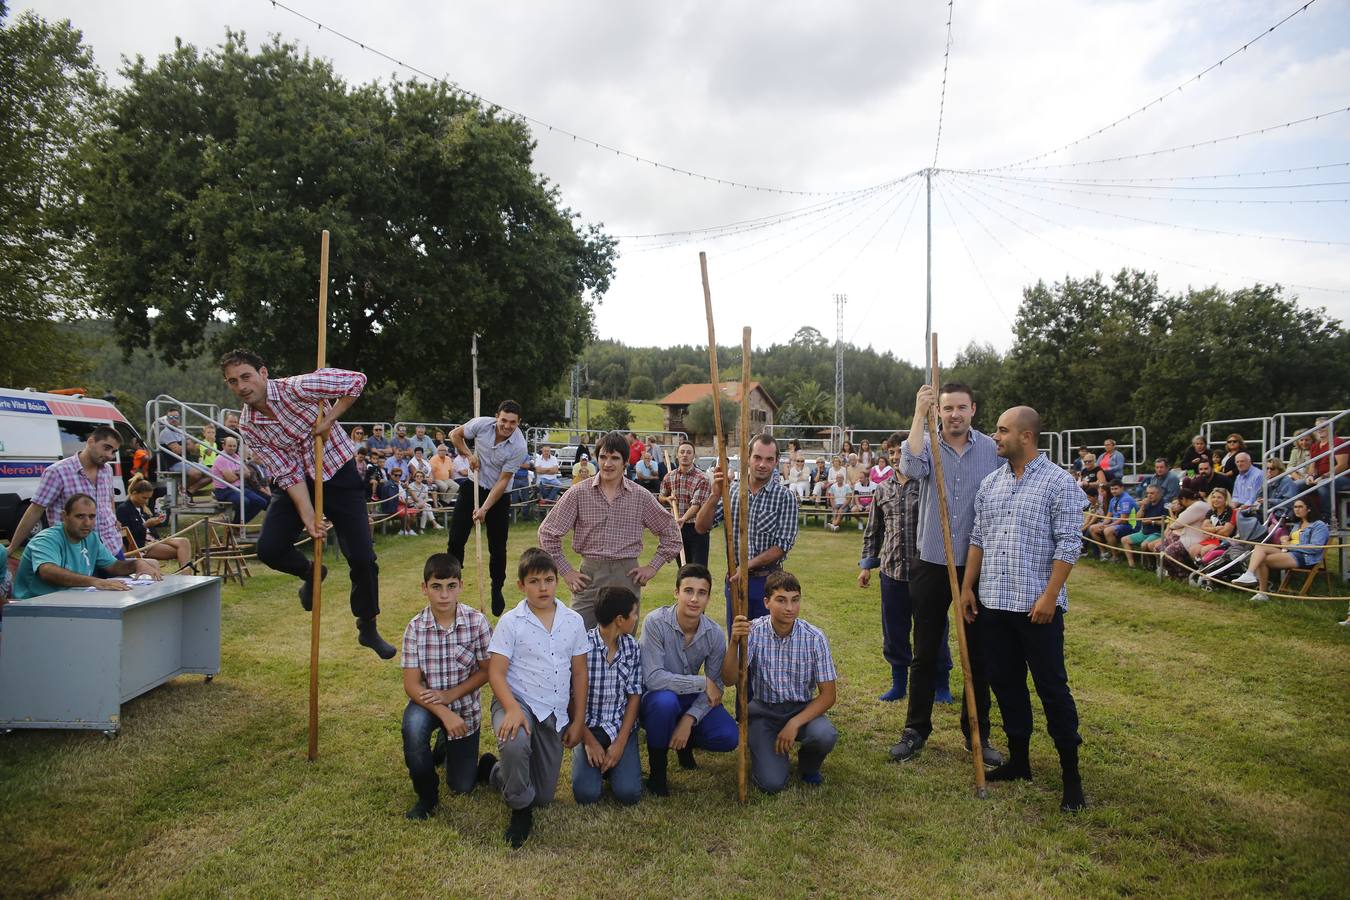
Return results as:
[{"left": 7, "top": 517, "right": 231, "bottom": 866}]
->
[
  {"left": 735, "top": 326, "right": 752, "bottom": 800},
  {"left": 471, "top": 333, "right": 484, "bottom": 613},
  {"left": 307, "top": 229, "right": 330, "bottom": 763},
  {"left": 662, "top": 449, "right": 685, "bottom": 566},
  {"left": 925, "top": 333, "right": 987, "bottom": 797},
  {"left": 699, "top": 252, "right": 748, "bottom": 804}
]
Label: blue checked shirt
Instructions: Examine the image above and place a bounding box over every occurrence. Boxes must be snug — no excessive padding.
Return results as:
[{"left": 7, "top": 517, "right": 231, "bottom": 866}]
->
[
  {"left": 710, "top": 477, "right": 800, "bottom": 576},
  {"left": 583, "top": 628, "right": 642, "bottom": 739},
  {"left": 900, "top": 428, "right": 1002, "bottom": 566},
  {"left": 970, "top": 454, "right": 1088, "bottom": 613},
  {"left": 746, "top": 617, "right": 837, "bottom": 705}
]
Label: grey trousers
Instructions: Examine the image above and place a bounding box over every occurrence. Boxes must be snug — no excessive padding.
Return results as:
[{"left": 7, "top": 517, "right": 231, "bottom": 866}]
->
[
  {"left": 489, "top": 697, "right": 564, "bottom": 810},
  {"left": 747, "top": 699, "right": 838, "bottom": 794},
  {"left": 570, "top": 557, "right": 641, "bottom": 630}
]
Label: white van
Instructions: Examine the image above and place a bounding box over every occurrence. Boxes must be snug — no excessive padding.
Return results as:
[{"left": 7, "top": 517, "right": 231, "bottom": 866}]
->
[{"left": 0, "top": 388, "right": 140, "bottom": 540}]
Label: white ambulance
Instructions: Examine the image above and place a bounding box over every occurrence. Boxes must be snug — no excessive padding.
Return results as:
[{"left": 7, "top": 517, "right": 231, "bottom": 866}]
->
[{"left": 0, "top": 388, "right": 139, "bottom": 540}]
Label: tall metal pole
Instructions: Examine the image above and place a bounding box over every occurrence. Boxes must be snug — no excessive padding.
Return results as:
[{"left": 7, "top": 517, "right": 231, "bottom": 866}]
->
[
  {"left": 925, "top": 169, "right": 933, "bottom": 374},
  {"left": 833, "top": 293, "right": 846, "bottom": 440}
]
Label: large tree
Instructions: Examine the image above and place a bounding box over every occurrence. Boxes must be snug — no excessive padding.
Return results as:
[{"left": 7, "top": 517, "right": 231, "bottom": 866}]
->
[
  {"left": 0, "top": 4, "right": 104, "bottom": 386},
  {"left": 77, "top": 33, "right": 614, "bottom": 418}
]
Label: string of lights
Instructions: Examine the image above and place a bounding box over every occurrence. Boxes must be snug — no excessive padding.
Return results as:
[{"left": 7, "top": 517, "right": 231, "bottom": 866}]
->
[
  {"left": 953, "top": 168, "right": 1350, "bottom": 190},
  {"left": 990, "top": 0, "right": 1322, "bottom": 170},
  {"left": 947, "top": 179, "right": 1097, "bottom": 269},
  {"left": 847, "top": 187, "right": 926, "bottom": 343},
  {"left": 263, "top": 0, "right": 896, "bottom": 197},
  {"left": 974, "top": 105, "right": 1350, "bottom": 172},
  {"left": 952, "top": 178, "right": 1350, "bottom": 295},
  {"left": 940, "top": 179, "right": 1039, "bottom": 280},
  {"left": 772, "top": 184, "right": 919, "bottom": 285},
  {"left": 961, "top": 173, "right": 1350, "bottom": 246},
  {"left": 954, "top": 177, "right": 1350, "bottom": 205},
  {"left": 932, "top": 0, "right": 956, "bottom": 168},
  {"left": 823, "top": 179, "right": 921, "bottom": 289},
  {"left": 934, "top": 179, "right": 1014, "bottom": 324}
]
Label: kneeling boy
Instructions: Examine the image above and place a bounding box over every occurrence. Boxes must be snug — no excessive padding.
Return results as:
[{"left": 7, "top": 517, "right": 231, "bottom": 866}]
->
[
  {"left": 725, "top": 571, "right": 838, "bottom": 792},
  {"left": 572, "top": 586, "right": 644, "bottom": 806},
  {"left": 479, "top": 548, "right": 589, "bottom": 848},
  {"left": 400, "top": 553, "right": 493, "bottom": 819},
  {"left": 639, "top": 563, "right": 738, "bottom": 796}
]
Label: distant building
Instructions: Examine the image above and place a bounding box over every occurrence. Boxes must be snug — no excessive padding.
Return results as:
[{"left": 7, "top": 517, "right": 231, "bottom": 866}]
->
[{"left": 657, "top": 381, "right": 778, "bottom": 447}]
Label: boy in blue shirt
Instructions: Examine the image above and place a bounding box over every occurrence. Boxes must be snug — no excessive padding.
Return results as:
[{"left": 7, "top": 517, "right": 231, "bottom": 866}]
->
[
  {"left": 476, "top": 547, "right": 588, "bottom": 848},
  {"left": 1088, "top": 479, "right": 1138, "bottom": 563},
  {"left": 13, "top": 494, "right": 160, "bottom": 598},
  {"left": 1123, "top": 485, "right": 1167, "bottom": 568},
  {"left": 572, "top": 586, "right": 643, "bottom": 806}
]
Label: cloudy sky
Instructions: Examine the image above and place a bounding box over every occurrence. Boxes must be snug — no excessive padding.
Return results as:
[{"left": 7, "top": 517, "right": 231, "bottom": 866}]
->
[{"left": 23, "top": 0, "right": 1350, "bottom": 367}]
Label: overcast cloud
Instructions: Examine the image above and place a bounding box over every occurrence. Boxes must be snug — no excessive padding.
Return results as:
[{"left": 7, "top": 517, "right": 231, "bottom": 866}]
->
[{"left": 23, "top": 0, "right": 1350, "bottom": 366}]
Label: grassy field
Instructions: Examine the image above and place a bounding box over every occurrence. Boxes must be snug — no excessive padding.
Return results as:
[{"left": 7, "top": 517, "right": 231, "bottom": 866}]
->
[
  {"left": 2, "top": 522, "right": 1347, "bottom": 898},
  {"left": 548, "top": 399, "right": 666, "bottom": 443}
]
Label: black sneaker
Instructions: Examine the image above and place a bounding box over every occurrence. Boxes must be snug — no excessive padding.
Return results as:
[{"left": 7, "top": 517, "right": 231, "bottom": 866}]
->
[
  {"left": 504, "top": 806, "right": 533, "bottom": 849},
  {"left": 404, "top": 796, "right": 437, "bottom": 820},
  {"left": 889, "top": 728, "right": 926, "bottom": 762},
  {"left": 491, "top": 584, "right": 506, "bottom": 617},
  {"left": 298, "top": 564, "right": 329, "bottom": 611},
  {"left": 476, "top": 753, "right": 498, "bottom": 786},
  {"left": 676, "top": 748, "right": 698, "bottom": 770},
  {"left": 964, "top": 737, "right": 1006, "bottom": 768},
  {"left": 356, "top": 618, "right": 397, "bottom": 660}
]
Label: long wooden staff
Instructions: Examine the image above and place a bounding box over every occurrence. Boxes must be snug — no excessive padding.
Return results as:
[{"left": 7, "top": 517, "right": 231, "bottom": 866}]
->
[
  {"left": 662, "top": 449, "right": 685, "bottom": 566},
  {"left": 699, "top": 251, "right": 749, "bottom": 804},
  {"left": 308, "top": 229, "right": 330, "bottom": 762},
  {"left": 471, "top": 333, "right": 484, "bottom": 613},
  {"left": 734, "top": 326, "right": 752, "bottom": 800},
  {"left": 926, "top": 333, "right": 987, "bottom": 797}
]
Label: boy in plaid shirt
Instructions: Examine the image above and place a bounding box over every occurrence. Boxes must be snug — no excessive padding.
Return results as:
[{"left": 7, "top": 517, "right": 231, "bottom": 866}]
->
[
  {"left": 572, "top": 586, "right": 644, "bottom": 806},
  {"left": 725, "top": 570, "right": 838, "bottom": 793},
  {"left": 400, "top": 553, "right": 492, "bottom": 820}
]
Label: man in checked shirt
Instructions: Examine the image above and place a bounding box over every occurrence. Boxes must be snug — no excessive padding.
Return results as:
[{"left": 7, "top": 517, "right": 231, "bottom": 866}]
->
[
  {"left": 221, "top": 349, "right": 396, "bottom": 658},
  {"left": 659, "top": 439, "right": 711, "bottom": 565},
  {"left": 538, "top": 431, "right": 683, "bottom": 630},
  {"left": 959, "top": 406, "right": 1088, "bottom": 812}
]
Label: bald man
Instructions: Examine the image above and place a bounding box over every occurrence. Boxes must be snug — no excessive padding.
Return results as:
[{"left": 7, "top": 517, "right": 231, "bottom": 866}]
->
[{"left": 960, "top": 406, "right": 1089, "bottom": 812}]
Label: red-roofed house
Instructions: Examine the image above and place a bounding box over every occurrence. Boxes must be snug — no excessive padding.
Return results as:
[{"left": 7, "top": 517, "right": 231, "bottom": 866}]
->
[{"left": 657, "top": 381, "right": 778, "bottom": 446}]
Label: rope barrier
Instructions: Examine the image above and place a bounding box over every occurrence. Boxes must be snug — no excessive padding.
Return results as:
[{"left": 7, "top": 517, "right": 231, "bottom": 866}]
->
[
  {"left": 199, "top": 509, "right": 415, "bottom": 562},
  {"left": 1080, "top": 508, "right": 1350, "bottom": 549}
]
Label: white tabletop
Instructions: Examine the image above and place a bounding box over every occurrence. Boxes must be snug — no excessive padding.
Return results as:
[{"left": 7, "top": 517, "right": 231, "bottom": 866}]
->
[{"left": 6, "top": 575, "right": 222, "bottom": 616}]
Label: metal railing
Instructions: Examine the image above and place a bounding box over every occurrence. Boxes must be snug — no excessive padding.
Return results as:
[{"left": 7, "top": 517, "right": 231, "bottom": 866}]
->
[
  {"left": 1259, "top": 409, "right": 1347, "bottom": 582},
  {"left": 1273, "top": 410, "right": 1344, "bottom": 456},
  {"left": 393, "top": 422, "right": 459, "bottom": 444},
  {"left": 1060, "top": 425, "right": 1148, "bottom": 478},
  {"left": 768, "top": 424, "right": 845, "bottom": 460},
  {"left": 1201, "top": 417, "right": 1273, "bottom": 471},
  {"left": 145, "top": 395, "right": 247, "bottom": 529},
  {"left": 1040, "top": 430, "right": 1064, "bottom": 467}
]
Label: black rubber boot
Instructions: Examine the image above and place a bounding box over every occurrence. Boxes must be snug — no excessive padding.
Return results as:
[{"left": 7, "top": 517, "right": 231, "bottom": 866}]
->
[
  {"left": 987, "top": 734, "right": 1032, "bottom": 782},
  {"left": 476, "top": 752, "right": 498, "bottom": 786},
  {"left": 504, "top": 805, "right": 533, "bottom": 849},
  {"left": 405, "top": 794, "right": 438, "bottom": 820},
  {"left": 646, "top": 747, "right": 670, "bottom": 796},
  {"left": 1057, "top": 741, "right": 1086, "bottom": 812},
  {"left": 298, "top": 564, "right": 329, "bottom": 611},
  {"left": 676, "top": 748, "right": 698, "bottom": 770},
  {"left": 491, "top": 584, "right": 506, "bottom": 617},
  {"left": 356, "top": 617, "right": 397, "bottom": 660}
]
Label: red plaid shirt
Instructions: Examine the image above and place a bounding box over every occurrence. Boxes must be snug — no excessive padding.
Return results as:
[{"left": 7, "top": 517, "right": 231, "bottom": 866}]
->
[
  {"left": 400, "top": 604, "right": 493, "bottom": 737},
  {"left": 538, "top": 474, "right": 684, "bottom": 577},
  {"left": 660, "top": 466, "right": 711, "bottom": 517},
  {"left": 240, "top": 369, "right": 366, "bottom": 489},
  {"left": 32, "top": 453, "right": 122, "bottom": 555}
]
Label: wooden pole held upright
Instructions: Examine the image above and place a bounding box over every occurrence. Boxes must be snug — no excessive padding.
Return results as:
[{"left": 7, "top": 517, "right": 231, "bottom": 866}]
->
[
  {"left": 471, "top": 333, "right": 484, "bottom": 613},
  {"left": 734, "top": 327, "right": 752, "bottom": 803},
  {"left": 699, "top": 252, "right": 749, "bottom": 804},
  {"left": 925, "top": 332, "right": 987, "bottom": 797},
  {"left": 662, "top": 449, "right": 685, "bottom": 566},
  {"left": 307, "top": 229, "right": 330, "bottom": 763}
]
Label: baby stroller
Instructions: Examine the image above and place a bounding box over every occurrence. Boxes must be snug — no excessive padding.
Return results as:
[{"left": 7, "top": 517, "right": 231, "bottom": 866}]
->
[{"left": 1187, "top": 512, "right": 1281, "bottom": 591}]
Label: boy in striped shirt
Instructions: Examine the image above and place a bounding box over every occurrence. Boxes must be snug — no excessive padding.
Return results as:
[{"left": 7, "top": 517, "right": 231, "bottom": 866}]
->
[
  {"left": 724, "top": 570, "right": 838, "bottom": 793},
  {"left": 572, "top": 586, "right": 644, "bottom": 806},
  {"left": 400, "top": 553, "right": 492, "bottom": 820}
]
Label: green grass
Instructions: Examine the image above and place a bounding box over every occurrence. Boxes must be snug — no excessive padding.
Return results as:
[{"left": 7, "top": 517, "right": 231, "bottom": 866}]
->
[
  {"left": 3, "top": 524, "right": 1348, "bottom": 898},
  {"left": 549, "top": 399, "right": 667, "bottom": 443}
]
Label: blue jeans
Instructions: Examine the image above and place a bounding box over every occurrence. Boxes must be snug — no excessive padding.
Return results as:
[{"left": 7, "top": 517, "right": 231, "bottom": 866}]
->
[
  {"left": 1316, "top": 474, "right": 1350, "bottom": 521},
  {"left": 747, "top": 700, "right": 837, "bottom": 793},
  {"left": 571, "top": 726, "right": 642, "bottom": 805},
  {"left": 640, "top": 690, "right": 738, "bottom": 751},
  {"left": 213, "top": 486, "right": 269, "bottom": 524},
  {"left": 880, "top": 572, "right": 952, "bottom": 674},
  {"left": 401, "top": 701, "right": 480, "bottom": 802},
  {"left": 724, "top": 574, "right": 769, "bottom": 633}
]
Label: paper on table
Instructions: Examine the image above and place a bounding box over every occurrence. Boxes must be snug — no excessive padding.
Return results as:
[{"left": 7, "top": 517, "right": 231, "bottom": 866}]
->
[{"left": 83, "top": 575, "right": 158, "bottom": 591}]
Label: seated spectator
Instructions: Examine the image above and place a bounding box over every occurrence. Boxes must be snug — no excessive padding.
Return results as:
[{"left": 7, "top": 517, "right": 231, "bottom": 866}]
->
[
  {"left": 378, "top": 467, "right": 404, "bottom": 517},
  {"left": 844, "top": 453, "right": 865, "bottom": 491},
  {"left": 853, "top": 467, "right": 876, "bottom": 515},
  {"left": 409, "top": 424, "right": 437, "bottom": 457},
  {"left": 1088, "top": 479, "right": 1138, "bottom": 562},
  {"left": 1138, "top": 457, "right": 1180, "bottom": 505},
  {"left": 1190, "top": 487, "right": 1237, "bottom": 561},
  {"left": 869, "top": 452, "right": 894, "bottom": 487},
  {"left": 571, "top": 453, "right": 594, "bottom": 485},
  {"left": 1233, "top": 499, "right": 1329, "bottom": 601},
  {"left": 243, "top": 451, "right": 272, "bottom": 498},
  {"left": 858, "top": 439, "right": 874, "bottom": 470},
  {"left": 1262, "top": 458, "right": 1301, "bottom": 515},
  {"left": 627, "top": 432, "right": 645, "bottom": 478},
  {"left": 349, "top": 425, "right": 366, "bottom": 449},
  {"left": 403, "top": 469, "right": 440, "bottom": 534},
  {"left": 1077, "top": 451, "right": 1102, "bottom": 499},
  {"left": 199, "top": 424, "right": 219, "bottom": 465},
  {"left": 390, "top": 424, "right": 413, "bottom": 455},
  {"left": 117, "top": 479, "right": 193, "bottom": 570},
  {"left": 1220, "top": 434, "right": 1246, "bottom": 476},
  {"left": 812, "top": 456, "right": 844, "bottom": 501},
  {"left": 366, "top": 424, "right": 391, "bottom": 453},
  {"left": 635, "top": 450, "right": 661, "bottom": 492},
  {"left": 1098, "top": 438, "right": 1125, "bottom": 483},
  {"left": 824, "top": 471, "right": 854, "bottom": 532},
  {"left": 785, "top": 457, "right": 810, "bottom": 500},
  {"left": 509, "top": 460, "right": 533, "bottom": 502},
  {"left": 1124, "top": 484, "right": 1168, "bottom": 568},
  {"left": 1304, "top": 418, "right": 1350, "bottom": 523},
  {"left": 407, "top": 446, "right": 433, "bottom": 482},
  {"left": 210, "top": 436, "right": 270, "bottom": 524},
  {"left": 13, "top": 494, "right": 162, "bottom": 598},
  {"left": 129, "top": 436, "right": 152, "bottom": 483},
  {"left": 1159, "top": 487, "right": 1209, "bottom": 577},
  {"left": 1070, "top": 446, "right": 1091, "bottom": 476},
  {"left": 1180, "top": 435, "right": 1209, "bottom": 475},
  {"left": 429, "top": 444, "right": 456, "bottom": 504},
  {"left": 1188, "top": 459, "right": 1233, "bottom": 497},
  {"left": 450, "top": 447, "right": 472, "bottom": 487},
  {"left": 222, "top": 410, "right": 242, "bottom": 438},
  {"left": 534, "top": 444, "right": 565, "bottom": 501},
  {"left": 156, "top": 409, "right": 212, "bottom": 494},
  {"left": 1230, "top": 452, "right": 1264, "bottom": 513},
  {"left": 1286, "top": 433, "right": 1313, "bottom": 475},
  {"left": 364, "top": 449, "right": 387, "bottom": 499},
  {"left": 385, "top": 447, "right": 411, "bottom": 480}
]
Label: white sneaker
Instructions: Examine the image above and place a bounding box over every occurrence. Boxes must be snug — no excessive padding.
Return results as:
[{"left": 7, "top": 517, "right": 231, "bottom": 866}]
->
[
  {"left": 1251, "top": 592, "right": 1270, "bottom": 602},
  {"left": 1232, "top": 571, "right": 1258, "bottom": 586}
]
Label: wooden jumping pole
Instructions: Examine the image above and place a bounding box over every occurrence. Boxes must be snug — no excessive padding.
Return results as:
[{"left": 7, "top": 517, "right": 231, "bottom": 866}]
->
[
  {"left": 662, "top": 449, "right": 686, "bottom": 566},
  {"left": 471, "top": 333, "right": 484, "bottom": 613},
  {"left": 926, "top": 333, "right": 987, "bottom": 797},
  {"left": 734, "top": 326, "right": 752, "bottom": 796},
  {"left": 307, "top": 229, "right": 330, "bottom": 762},
  {"left": 707, "top": 252, "right": 750, "bottom": 804}
]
